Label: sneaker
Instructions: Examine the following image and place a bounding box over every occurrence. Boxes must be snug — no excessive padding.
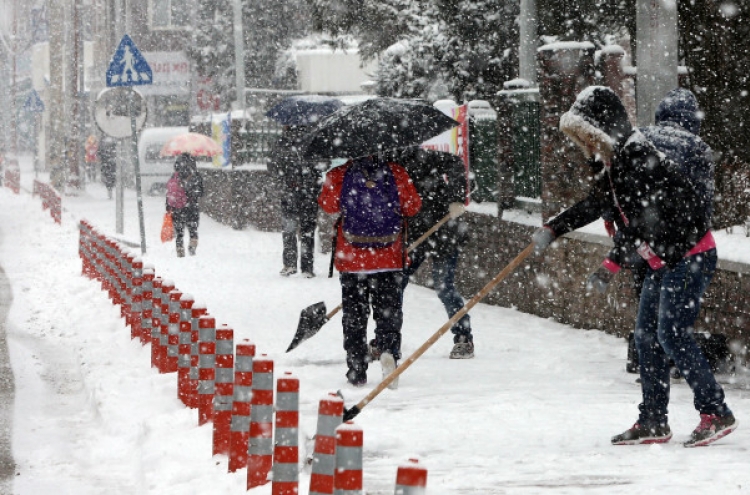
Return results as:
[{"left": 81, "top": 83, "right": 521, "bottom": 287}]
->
[
  {"left": 346, "top": 368, "right": 367, "bottom": 386},
  {"left": 380, "top": 352, "right": 399, "bottom": 390},
  {"left": 611, "top": 422, "right": 673, "bottom": 445},
  {"left": 301, "top": 271, "right": 315, "bottom": 279},
  {"left": 684, "top": 413, "right": 738, "bottom": 447},
  {"left": 450, "top": 336, "right": 475, "bottom": 359},
  {"left": 176, "top": 247, "right": 185, "bottom": 258},
  {"left": 280, "top": 267, "right": 297, "bottom": 276},
  {"left": 366, "top": 340, "right": 382, "bottom": 363}
]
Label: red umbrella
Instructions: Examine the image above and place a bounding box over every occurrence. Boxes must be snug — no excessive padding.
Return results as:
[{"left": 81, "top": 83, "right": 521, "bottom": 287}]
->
[{"left": 159, "top": 132, "right": 222, "bottom": 157}]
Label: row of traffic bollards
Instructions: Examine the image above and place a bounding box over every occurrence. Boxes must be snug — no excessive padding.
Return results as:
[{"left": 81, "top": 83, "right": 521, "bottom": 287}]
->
[{"left": 77, "top": 219, "right": 428, "bottom": 494}]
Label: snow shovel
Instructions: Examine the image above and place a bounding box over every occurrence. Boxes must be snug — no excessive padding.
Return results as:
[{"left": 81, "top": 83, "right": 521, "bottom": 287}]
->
[
  {"left": 286, "top": 212, "right": 457, "bottom": 352},
  {"left": 342, "top": 242, "right": 535, "bottom": 421}
]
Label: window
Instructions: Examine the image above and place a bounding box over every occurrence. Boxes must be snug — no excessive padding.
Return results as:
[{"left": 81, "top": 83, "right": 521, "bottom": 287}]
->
[{"left": 150, "top": 0, "right": 189, "bottom": 30}]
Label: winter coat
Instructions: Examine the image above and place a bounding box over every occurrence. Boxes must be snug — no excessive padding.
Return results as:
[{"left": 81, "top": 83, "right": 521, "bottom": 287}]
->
[
  {"left": 167, "top": 155, "right": 204, "bottom": 221},
  {"left": 640, "top": 88, "right": 714, "bottom": 228},
  {"left": 547, "top": 86, "right": 712, "bottom": 269},
  {"left": 267, "top": 126, "right": 323, "bottom": 221},
  {"left": 318, "top": 159, "right": 422, "bottom": 273},
  {"left": 391, "top": 147, "right": 468, "bottom": 259}
]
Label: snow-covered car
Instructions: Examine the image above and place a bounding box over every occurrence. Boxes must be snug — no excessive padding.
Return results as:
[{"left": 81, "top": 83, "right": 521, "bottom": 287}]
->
[{"left": 137, "top": 126, "right": 189, "bottom": 195}]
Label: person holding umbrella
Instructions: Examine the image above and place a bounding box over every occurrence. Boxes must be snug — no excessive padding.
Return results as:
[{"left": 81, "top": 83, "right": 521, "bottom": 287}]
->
[
  {"left": 391, "top": 147, "right": 475, "bottom": 359},
  {"left": 266, "top": 96, "right": 342, "bottom": 277},
  {"left": 166, "top": 153, "right": 204, "bottom": 257}
]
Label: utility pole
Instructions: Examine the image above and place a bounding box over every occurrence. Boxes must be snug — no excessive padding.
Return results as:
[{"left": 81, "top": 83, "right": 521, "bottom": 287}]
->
[
  {"left": 68, "top": 0, "right": 83, "bottom": 191},
  {"left": 232, "top": 0, "right": 245, "bottom": 109},
  {"left": 636, "top": 0, "right": 678, "bottom": 126},
  {"left": 518, "top": 0, "right": 538, "bottom": 86}
]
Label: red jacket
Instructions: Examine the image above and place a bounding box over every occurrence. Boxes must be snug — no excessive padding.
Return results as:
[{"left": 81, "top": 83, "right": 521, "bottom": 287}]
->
[{"left": 318, "top": 161, "right": 422, "bottom": 273}]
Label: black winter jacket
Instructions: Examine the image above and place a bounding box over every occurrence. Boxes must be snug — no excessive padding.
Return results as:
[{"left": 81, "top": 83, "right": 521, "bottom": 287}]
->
[
  {"left": 549, "top": 86, "right": 710, "bottom": 268},
  {"left": 267, "top": 127, "right": 322, "bottom": 220},
  {"left": 391, "top": 148, "right": 468, "bottom": 258}
]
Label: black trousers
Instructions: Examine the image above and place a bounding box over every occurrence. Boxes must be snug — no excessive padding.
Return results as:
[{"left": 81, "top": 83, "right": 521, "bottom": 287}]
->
[
  {"left": 340, "top": 271, "right": 404, "bottom": 370},
  {"left": 173, "top": 206, "right": 199, "bottom": 249}
]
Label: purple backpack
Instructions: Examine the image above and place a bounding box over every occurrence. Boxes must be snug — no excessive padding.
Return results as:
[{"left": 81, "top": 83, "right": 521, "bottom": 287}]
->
[
  {"left": 166, "top": 173, "right": 188, "bottom": 209},
  {"left": 340, "top": 157, "right": 402, "bottom": 248}
]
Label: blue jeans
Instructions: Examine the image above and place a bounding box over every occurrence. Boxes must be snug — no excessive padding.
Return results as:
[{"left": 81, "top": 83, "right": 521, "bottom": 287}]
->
[
  {"left": 403, "top": 247, "right": 472, "bottom": 342},
  {"left": 635, "top": 249, "right": 731, "bottom": 424}
]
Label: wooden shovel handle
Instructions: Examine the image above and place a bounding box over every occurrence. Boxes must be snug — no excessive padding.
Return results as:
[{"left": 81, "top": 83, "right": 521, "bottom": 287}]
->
[
  {"left": 350, "top": 242, "right": 535, "bottom": 414},
  {"left": 326, "top": 213, "right": 454, "bottom": 321}
]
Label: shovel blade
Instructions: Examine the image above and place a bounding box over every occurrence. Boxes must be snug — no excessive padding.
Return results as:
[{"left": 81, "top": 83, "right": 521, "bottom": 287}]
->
[{"left": 286, "top": 301, "right": 329, "bottom": 352}]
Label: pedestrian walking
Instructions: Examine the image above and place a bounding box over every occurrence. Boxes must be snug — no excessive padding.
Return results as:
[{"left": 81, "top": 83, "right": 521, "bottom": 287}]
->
[
  {"left": 84, "top": 135, "right": 99, "bottom": 183},
  {"left": 268, "top": 126, "right": 324, "bottom": 278},
  {"left": 318, "top": 155, "right": 421, "bottom": 387},
  {"left": 166, "top": 153, "right": 204, "bottom": 257},
  {"left": 98, "top": 137, "right": 117, "bottom": 199},
  {"left": 531, "top": 86, "right": 736, "bottom": 447},
  {"left": 393, "top": 147, "right": 474, "bottom": 359}
]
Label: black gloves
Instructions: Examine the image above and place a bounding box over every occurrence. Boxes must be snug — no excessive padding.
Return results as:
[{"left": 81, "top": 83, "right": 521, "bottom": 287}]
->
[{"left": 586, "top": 266, "right": 614, "bottom": 294}]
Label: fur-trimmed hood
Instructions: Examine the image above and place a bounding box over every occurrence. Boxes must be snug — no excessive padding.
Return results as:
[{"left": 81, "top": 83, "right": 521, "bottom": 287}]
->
[{"left": 559, "top": 86, "right": 633, "bottom": 161}]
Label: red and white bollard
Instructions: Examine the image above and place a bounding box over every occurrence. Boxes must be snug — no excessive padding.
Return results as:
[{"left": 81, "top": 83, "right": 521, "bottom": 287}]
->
[
  {"left": 177, "top": 294, "right": 195, "bottom": 405},
  {"left": 164, "top": 289, "right": 183, "bottom": 373},
  {"left": 309, "top": 393, "right": 344, "bottom": 495},
  {"left": 187, "top": 302, "right": 207, "bottom": 408},
  {"left": 394, "top": 458, "right": 427, "bottom": 495},
  {"left": 139, "top": 267, "right": 155, "bottom": 346},
  {"left": 212, "top": 325, "right": 234, "bottom": 456},
  {"left": 157, "top": 280, "right": 176, "bottom": 373},
  {"left": 272, "top": 372, "right": 299, "bottom": 495},
  {"left": 334, "top": 422, "right": 363, "bottom": 494},
  {"left": 197, "top": 315, "right": 216, "bottom": 425},
  {"left": 129, "top": 257, "right": 143, "bottom": 341},
  {"left": 150, "top": 277, "right": 163, "bottom": 368},
  {"left": 247, "top": 355, "right": 274, "bottom": 489},
  {"left": 228, "top": 339, "right": 255, "bottom": 473}
]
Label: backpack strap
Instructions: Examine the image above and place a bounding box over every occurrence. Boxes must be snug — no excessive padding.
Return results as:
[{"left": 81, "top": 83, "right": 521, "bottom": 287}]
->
[{"left": 329, "top": 216, "right": 342, "bottom": 278}]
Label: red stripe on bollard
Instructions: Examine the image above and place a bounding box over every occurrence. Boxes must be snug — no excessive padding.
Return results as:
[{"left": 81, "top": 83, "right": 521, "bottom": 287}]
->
[
  {"left": 177, "top": 294, "right": 195, "bottom": 405},
  {"left": 309, "top": 393, "right": 344, "bottom": 495},
  {"left": 228, "top": 339, "right": 255, "bottom": 473},
  {"left": 121, "top": 252, "right": 135, "bottom": 323},
  {"left": 272, "top": 372, "right": 299, "bottom": 495},
  {"left": 247, "top": 355, "right": 274, "bottom": 490},
  {"left": 334, "top": 422, "right": 363, "bottom": 492},
  {"left": 212, "top": 326, "right": 234, "bottom": 456},
  {"left": 197, "top": 315, "right": 216, "bottom": 425},
  {"left": 395, "top": 458, "right": 428, "bottom": 494}
]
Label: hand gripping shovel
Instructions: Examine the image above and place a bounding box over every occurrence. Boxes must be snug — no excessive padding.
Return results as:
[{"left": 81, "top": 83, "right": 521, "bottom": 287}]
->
[
  {"left": 342, "top": 242, "right": 535, "bottom": 420},
  {"left": 286, "top": 212, "right": 456, "bottom": 352}
]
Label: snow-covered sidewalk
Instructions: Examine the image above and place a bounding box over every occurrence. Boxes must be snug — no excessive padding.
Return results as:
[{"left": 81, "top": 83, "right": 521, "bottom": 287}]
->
[{"left": 2, "top": 156, "right": 750, "bottom": 494}]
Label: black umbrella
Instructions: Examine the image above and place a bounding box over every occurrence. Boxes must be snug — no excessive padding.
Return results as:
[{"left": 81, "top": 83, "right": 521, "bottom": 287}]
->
[
  {"left": 299, "top": 97, "right": 459, "bottom": 160},
  {"left": 265, "top": 95, "right": 343, "bottom": 126}
]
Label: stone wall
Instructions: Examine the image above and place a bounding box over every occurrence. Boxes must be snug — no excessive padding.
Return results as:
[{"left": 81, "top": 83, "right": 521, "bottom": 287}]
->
[
  {"left": 412, "top": 211, "right": 749, "bottom": 348},
  {"left": 199, "top": 168, "right": 281, "bottom": 231}
]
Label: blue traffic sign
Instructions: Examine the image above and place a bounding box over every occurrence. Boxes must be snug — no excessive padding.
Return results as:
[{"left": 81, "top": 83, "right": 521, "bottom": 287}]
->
[
  {"left": 106, "top": 34, "right": 153, "bottom": 87},
  {"left": 23, "top": 89, "right": 45, "bottom": 113}
]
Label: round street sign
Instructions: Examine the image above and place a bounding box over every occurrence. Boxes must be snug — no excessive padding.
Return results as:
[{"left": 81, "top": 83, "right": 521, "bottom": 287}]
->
[{"left": 94, "top": 87, "right": 147, "bottom": 138}]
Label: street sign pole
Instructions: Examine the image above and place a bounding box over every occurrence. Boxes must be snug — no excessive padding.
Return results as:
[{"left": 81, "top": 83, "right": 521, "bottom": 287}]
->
[
  {"left": 130, "top": 87, "right": 147, "bottom": 254},
  {"left": 104, "top": 34, "right": 153, "bottom": 254}
]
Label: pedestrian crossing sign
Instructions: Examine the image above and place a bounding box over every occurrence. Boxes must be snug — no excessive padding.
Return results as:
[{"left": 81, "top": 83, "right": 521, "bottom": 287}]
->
[{"left": 106, "top": 34, "right": 153, "bottom": 87}]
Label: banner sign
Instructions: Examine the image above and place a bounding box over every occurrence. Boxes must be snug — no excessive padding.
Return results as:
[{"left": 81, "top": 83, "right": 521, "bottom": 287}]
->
[{"left": 212, "top": 112, "right": 232, "bottom": 168}]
